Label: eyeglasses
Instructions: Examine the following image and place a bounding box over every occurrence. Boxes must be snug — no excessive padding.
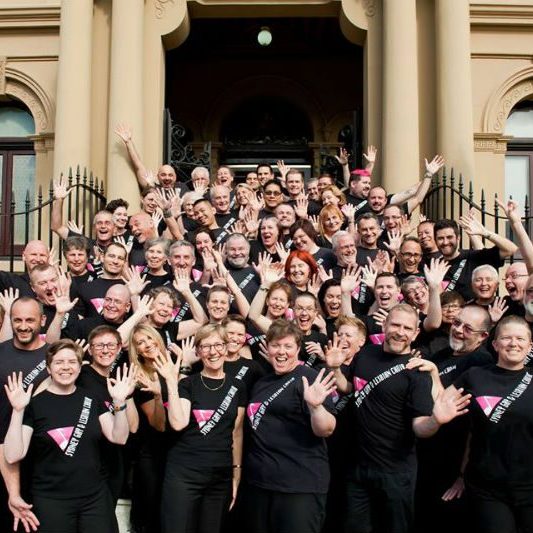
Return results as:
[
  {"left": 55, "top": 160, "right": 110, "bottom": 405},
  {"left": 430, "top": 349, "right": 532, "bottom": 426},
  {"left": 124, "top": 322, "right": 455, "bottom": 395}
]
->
[
  {"left": 264, "top": 190, "right": 282, "bottom": 197},
  {"left": 504, "top": 273, "right": 528, "bottom": 281},
  {"left": 400, "top": 252, "right": 422, "bottom": 260},
  {"left": 91, "top": 342, "right": 119, "bottom": 351},
  {"left": 197, "top": 342, "right": 226, "bottom": 355},
  {"left": 294, "top": 306, "right": 316, "bottom": 313},
  {"left": 451, "top": 319, "right": 485, "bottom": 335},
  {"left": 442, "top": 303, "right": 461, "bottom": 311}
]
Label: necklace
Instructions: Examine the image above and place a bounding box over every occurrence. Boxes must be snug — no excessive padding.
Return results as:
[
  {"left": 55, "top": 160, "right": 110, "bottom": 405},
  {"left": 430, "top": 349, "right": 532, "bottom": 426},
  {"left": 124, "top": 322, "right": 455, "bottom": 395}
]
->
[{"left": 200, "top": 373, "right": 226, "bottom": 391}]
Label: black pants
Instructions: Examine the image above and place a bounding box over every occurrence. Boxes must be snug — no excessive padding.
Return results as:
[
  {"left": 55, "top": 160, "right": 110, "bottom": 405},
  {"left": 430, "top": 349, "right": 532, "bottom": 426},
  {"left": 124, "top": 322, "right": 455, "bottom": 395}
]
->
[
  {"left": 343, "top": 467, "right": 416, "bottom": 533},
  {"left": 467, "top": 481, "right": 533, "bottom": 533},
  {"left": 32, "top": 486, "right": 118, "bottom": 533},
  {"left": 161, "top": 462, "right": 232, "bottom": 533},
  {"left": 131, "top": 451, "right": 165, "bottom": 533},
  {"left": 241, "top": 482, "right": 326, "bottom": 533}
]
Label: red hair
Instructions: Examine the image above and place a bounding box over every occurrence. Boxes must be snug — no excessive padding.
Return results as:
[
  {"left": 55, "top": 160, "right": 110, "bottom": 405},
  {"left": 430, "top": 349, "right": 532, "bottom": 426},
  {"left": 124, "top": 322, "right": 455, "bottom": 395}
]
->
[{"left": 285, "top": 250, "right": 318, "bottom": 280}]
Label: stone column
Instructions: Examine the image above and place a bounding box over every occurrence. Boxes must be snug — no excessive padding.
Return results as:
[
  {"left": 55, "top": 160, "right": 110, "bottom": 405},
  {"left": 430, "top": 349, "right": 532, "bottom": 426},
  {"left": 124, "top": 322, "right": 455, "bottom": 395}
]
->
[
  {"left": 435, "top": 0, "right": 475, "bottom": 180},
  {"left": 53, "top": 0, "right": 93, "bottom": 179},
  {"left": 106, "top": 0, "right": 144, "bottom": 207},
  {"left": 381, "top": 0, "right": 420, "bottom": 192}
]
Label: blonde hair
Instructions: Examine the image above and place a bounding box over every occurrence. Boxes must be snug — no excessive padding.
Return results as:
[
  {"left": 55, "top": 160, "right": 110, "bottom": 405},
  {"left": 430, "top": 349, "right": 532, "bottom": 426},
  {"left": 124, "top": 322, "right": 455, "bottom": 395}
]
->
[
  {"left": 321, "top": 185, "right": 346, "bottom": 206},
  {"left": 129, "top": 324, "right": 167, "bottom": 375},
  {"left": 194, "top": 324, "right": 228, "bottom": 349},
  {"left": 318, "top": 204, "right": 345, "bottom": 237}
]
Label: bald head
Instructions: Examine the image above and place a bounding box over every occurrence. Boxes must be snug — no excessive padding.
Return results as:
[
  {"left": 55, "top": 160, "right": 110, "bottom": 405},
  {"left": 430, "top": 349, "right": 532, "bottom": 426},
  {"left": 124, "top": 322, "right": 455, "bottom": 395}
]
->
[
  {"left": 129, "top": 211, "right": 156, "bottom": 243},
  {"left": 22, "top": 240, "right": 49, "bottom": 271},
  {"left": 102, "top": 284, "right": 131, "bottom": 323}
]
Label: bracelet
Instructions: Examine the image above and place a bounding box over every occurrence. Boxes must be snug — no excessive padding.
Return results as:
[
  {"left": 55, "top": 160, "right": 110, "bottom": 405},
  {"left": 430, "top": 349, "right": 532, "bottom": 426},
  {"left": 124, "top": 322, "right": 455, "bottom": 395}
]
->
[
  {"left": 113, "top": 403, "right": 127, "bottom": 412},
  {"left": 162, "top": 209, "right": 172, "bottom": 218},
  {"left": 179, "top": 366, "right": 192, "bottom": 376},
  {"left": 233, "top": 464, "right": 242, "bottom": 469},
  {"left": 259, "top": 286, "right": 269, "bottom": 291}
]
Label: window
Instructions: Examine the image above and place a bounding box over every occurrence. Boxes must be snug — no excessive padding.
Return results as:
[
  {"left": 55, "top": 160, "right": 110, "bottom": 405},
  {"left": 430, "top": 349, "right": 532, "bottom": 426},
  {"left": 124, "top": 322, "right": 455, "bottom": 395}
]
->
[{"left": 0, "top": 105, "right": 36, "bottom": 255}]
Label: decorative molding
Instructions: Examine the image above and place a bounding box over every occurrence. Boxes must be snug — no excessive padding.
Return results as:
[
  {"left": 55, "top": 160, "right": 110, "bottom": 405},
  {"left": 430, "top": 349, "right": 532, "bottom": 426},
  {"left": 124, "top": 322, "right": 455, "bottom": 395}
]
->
[
  {"left": 362, "top": 0, "right": 376, "bottom": 18},
  {"left": 29, "top": 133, "right": 54, "bottom": 154},
  {"left": 0, "top": 6, "right": 60, "bottom": 29},
  {"left": 154, "top": 0, "right": 175, "bottom": 19},
  {"left": 3, "top": 67, "right": 54, "bottom": 134},
  {"left": 474, "top": 133, "right": 511, "bottom": 154},
  {"left": 0, "top": 57, "right": 6, "bottom": 95},
  {"left": 470, "top": 3, "right": 533, "bottom": 27},
  {"left": 482, "top": 66, "right": 533, "bottom": 134}
]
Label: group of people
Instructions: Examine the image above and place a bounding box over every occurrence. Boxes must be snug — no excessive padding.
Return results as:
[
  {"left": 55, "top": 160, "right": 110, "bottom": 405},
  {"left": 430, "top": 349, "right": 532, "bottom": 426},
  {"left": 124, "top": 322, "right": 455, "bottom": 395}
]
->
[{"left": 0, "top": 130, "right": 531, "bottom": 533}]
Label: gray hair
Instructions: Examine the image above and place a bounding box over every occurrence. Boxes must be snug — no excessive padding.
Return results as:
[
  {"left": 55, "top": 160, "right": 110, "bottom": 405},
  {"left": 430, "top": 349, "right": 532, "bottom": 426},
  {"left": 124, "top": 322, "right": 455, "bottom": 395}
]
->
[
  {"left": 331, "top": 230, "right": 355, "bottom": 252},
  {"left": 169, "top": 240, "right": 195, "bottom": 258},
  {"left": 471, "top": 264, "right": 499, "bottom": 282}
]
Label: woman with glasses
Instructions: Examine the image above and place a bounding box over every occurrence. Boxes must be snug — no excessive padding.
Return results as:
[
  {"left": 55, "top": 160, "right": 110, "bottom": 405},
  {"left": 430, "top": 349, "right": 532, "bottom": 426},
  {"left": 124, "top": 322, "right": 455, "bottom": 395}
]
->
[
  {"left": 155, "top": 324, "right": 246, "bottom": 533},
  {"left": 3, "top": 339, "right": 136, "bottom": 533}
]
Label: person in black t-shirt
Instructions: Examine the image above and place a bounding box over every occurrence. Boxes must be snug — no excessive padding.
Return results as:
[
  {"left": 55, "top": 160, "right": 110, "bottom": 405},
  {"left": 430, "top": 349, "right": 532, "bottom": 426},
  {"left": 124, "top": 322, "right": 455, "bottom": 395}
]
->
[
  {"left": 63, "top": 235, "right": 96, "bottom": 286},
  {"left": 328, "top": 304, "right": 470, "bottom": 533},
  {"left": 242, "top": 319, "right": 336, "bottom": 533},
  {"left": 434, "top": 218, "right": 517, "bottom": 301},
  {"left": 155, "top": 324, "right": 246, "bottom": 533},
  {"left": 290, "top": 219, "right": 336, "bottom": 271},
  {"left": 3, "top": 339, "right": 135, "bottom": 533},
  {"left": 77, "top": 326, "right": 139, "bottom": 504},
  {"left": 0, "top": 297, "right": 49, "bottom": 532},
  {"left": 454, "top": 316, "right": 533, "bottom": 533}
]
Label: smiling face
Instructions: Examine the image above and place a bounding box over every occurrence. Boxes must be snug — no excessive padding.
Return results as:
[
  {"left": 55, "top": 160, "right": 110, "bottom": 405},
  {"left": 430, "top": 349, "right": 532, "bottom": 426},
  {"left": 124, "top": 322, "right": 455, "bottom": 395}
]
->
[
  {"left": 102, "top": 285, "right": 131, "bottom": 323},
  {"left": 294, "top": 295, "right": 317, "bottom": 333},
  {"left": 102, "top": 245, "right": 127, "bottom": 277},
  {"left": 225, "top": 320, "right": 247, "bottom": 357},
  {"left": 141, "top": 192, "right": 158, "bottom": 215},
  {"left": 472, "top": 268, "right": 499, "bottom": 303},
  {"left": 158, "top": 165, "right": 177, "bottom": 188},
  {"left": 267, "top": 334, "right": 300, "bottom": 375},
  {"left": 64, "top": 247, "right": 88, "bottom": 276},
  {"left": 324, "top": 285, "right": 342, "bottom": 317},
  {"left": 449, "top": 307, "right": 488, "bottom": 354},
  {"left": 504, "top": 262, "right": 528, "bottom": 302},
  {"left": 321, "top": 190, "right": 340, "bottom": 207},
  {"left": 257, "top": 166, "right": 274, "bottom": 185},
  {"left": 417, "top": 221, "right": 436, "bottom": 252},
  {"left": 292, "top": 228, "right": 313, "bottom": 252},
  {"left": 322, "top": 212, "right": 343, "bottom": 236},
  {"left": 286, "top": 172, "right": 304, "bottom": 197},
  {"left": 374, "top": 275, "right": 400, "bottom": 310},
  {"left": 207, "top": 290, "right": 230, "bottom": 323},
  {"left": 150, "top": 292, "right": 175, "bottom": 327},
  {"left": 288, "top": 257, "right": 311, "bottom": 288},
  {"left": 246, "top": 172, "right": 260, "bottom": 190},
  {"left": 358, "top": 217, "right": 380, "bottom": 248},
  {"left": 193, "top": 201, "right": 216, "bottom": 227},
  {"left": 350, "top": 175, "right": 371, "bottom": 199},
  {"left": 11, "top": 299, "right": 45, "bottom": 347},
  {"left": 48, "top": 348, "right": 81, "bottom": 387},
  {"left": 89, "top": 332, "right": 121, "bottom": 372},
  {"left": 94, "top": 212, "right": 115, "bottom": 243},
  {"left": 383, "top": 206, "right": 402, "bottom": 232},
  {"left": 169, "top": 245, "right": 195, "bottom": 273},
  {"left": 211, "top": 186, "right": 231, "bottom": 213},
  {"left": 307, "top": 180, "right": 319, "bottom": 201},
  {"left": 226, "top": 237, "right": 249, "bottom": 268},
  {"left": 403, "top": 279, "right": 428, "bottom": 309},
  {"left": 337, "top": 324, "right": 366, "bottom": 362},
  {"left": 334, "top": 234, "right": 357, "bottom": 266},
  {"left": 263, "top": 184, "right": 283, "bottom": 209},
  {"left": 215, "top": 167, "right": 234, "bottom": 188},
  {"left": 197, "top": 333, "right": 227, "bottom": 372},
  {"left": 266, "top": 288, "right": 289, "bottom": 319},
  {"left": 398, "top": 241, "right": 423, "bottom": 274},
  {"left": 129, "top": 212, "right": 155, "bottom": 243},
  {"left": 260, "top": 219, "right": 279, "bottom": 247},
  {"left": 435, "top": 227, "right": 459, "bottom": 259},
  {"left": 195, "top": 231, "right": 213, "bottom": 255},
  {"left": 30, "top": 267, "right": 59, "bottom": 306},
  {"left": 275, "top": 204, "right": 296, "bottom": 230},
  {"left": 494, "top": 322, "right": 532, "bottom": 371},
  {"left": 133, "top": 331, "right": 161, "bottom": 360},
  {"left": 145, "top": 243, "right": 168, "bottom": 271},
  {"left": 22, "top": 241, "right": 49, "bottom": 271},
  {"left": 112, "top": 206, "right": 129, "bottom": 230},
  {"left": 383, "top": 308, "right": 419, "bottom": 355},
  {"left": 368, "top": 187, "right": 387, "bottom": 213}
]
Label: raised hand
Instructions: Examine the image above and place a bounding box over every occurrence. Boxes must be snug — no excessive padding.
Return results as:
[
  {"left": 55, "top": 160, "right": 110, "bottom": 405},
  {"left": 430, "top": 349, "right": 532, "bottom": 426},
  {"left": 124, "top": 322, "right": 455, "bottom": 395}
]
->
[
  {"left": 210, "top": 267, "right": 228, "bottom": 288},
  {"left": 305, "top": 342, "right": 325, "bottom": 361},
  {"left": 294, "top": 196, "right": 309, "bottom": 219},
  {"left": 107, "top": 364, "right": 137, "bottom": 404},
  {"left": 317, "top": 265, "right": 333, "bottom": 283},
  {"left": 341, "top": 203, "right": 356, "bottom": 223},
  {"left": 488, "top": 296, "right": 509, "bottom": 324},
  {"left": 497, "top": 198, "right": 521, "bottom": 224},
  {"left": 4, "top": 372, "right": 33, "bottom": 411},
  {"left": 178, "top": 336, "right": 199, "bottom": 367},
  {"left": 151, "top": 209, "right": 164, "bottom": 231},
  {"left": 243, "top": 208, "right": 260, "bottom": 236},
  {"left": 432, "top": 385, "right": 471, "bottom": 425},
  {"left": 334, "top": 147, "right": 349, "bottom": 166},
  {"left": 383, "top": 230, "right": 402, "bottom": 256},
  {"left": 424, "top": 154, "right": 445, "bottom": 176},
  {"left": 302, "top": 368, "right": 337, "bottom": 408},
  {"left": 67, "top": 220, "right": 84, "bottom": 235},
  {"left": 48, "top": 246, "right": 59, "bottom": 268},
  {"left": 192, "top": 180, "right": 208, "bottom": 197},
  {"left": 458, "top": 208, "right": 485, "bottom": 237},
  {"left": 115, "top": 235, "right": 133, "bottom": 256},
  {"left": 173, "top": 267, "right": 192, "bottom": 293},
  {"left": 361, "top": 262, "right": 378, "bottom": 289},
  {"left": 123, "top": 266, "right": 150, "bottom": 296},
  {"left": 423, "top": 257, "right": 449, "bottom": 289},
  {"left": 154, "top": 188, "right": 172, "bottom": 211},
  {"left": 142, "top": 170, "right": 158, "bottom": 187},
  {"left": 274, "top": 242, "right": 289, "bottom": 265},
  {"left": 341, "top": 265, "right": 361, "bottom": 294},
  {"left": 75, "top": 338, "right": 90, "bottom": 353},
  {"left": 228, "top": 220, "right": 245, "bottom": 236},
  {"left": 308, "top": 273, "right": 321, "bottom": 296},
  {"left": 136, "top": 294, "right": 154, "bottom": 318},
  {"left": 372, "top": 308, "right": 389, "bottom": 328},
  {"left": 53, "top": 174, "right": 72, "bottom": 200},
  {"left": 55, "top": 271, "right": 78, "bottom": 314},
  {"left": 324, "top": 333, "right": 345, "bottom": 369},
  {"left": 0, "top": 288, "right": 19, "bottom": 314},
  {"left": 137, "top": 369, "right": 162, "bottom": 397},
  {"left": 114, "top": 123, "right": 132, "bottom": 143},
  {"left": 153, "top": 351, "right": 180, "bottom": 382},
  {"left": 309, "top": 215, "right": 319, "bottom": 231},
  {"left": 363, "top": 145, "right": 377, "bottom": 165},
  {"left": 276, "top": 160, "right": 289, "bottom": 184}
]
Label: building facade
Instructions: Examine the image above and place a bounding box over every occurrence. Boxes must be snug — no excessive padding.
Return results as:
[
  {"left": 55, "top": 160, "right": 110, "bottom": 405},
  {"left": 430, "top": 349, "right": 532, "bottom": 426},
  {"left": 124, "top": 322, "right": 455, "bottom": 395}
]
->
[{"left": 1, "top": 0, "right": 533, "bottom": 221}]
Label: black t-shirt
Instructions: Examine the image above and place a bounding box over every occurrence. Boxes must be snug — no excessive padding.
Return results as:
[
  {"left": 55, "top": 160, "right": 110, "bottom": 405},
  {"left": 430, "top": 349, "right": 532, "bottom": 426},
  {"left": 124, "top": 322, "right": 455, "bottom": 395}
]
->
[
  {"left": 313, "top": 247, "right": 337, "bottom": 271},
  {"left": 71, "top": 278, "right": 125, "bottom": 318},
  {"left": 345, "top": 194, "right": 368, "bottom": 212},
  {"left": 0, "top": 272, "right": 34, "bottom": 297},
  {"left": 249, "top": 240, "right": 282, "bottom": 264},
  {"left": 154, "top": 322, "right": 181, "bottom": 347},
  {"left": 355, "top": 247, "right": 379, "bottom": 267},
  {"left": 129, "top": 239, "right": 147, "bottom": 267},
  {"left": 71, "top": 270, "right": 97, "bottom": 288},
  {"left": 455, "top": 365, "right": 533, "bottom": 488},
  {"left": 225, "top": 357, "right": 266, "bottom": 396},
  {"left": 0, "top": 341, "right": 48, "bottom": 443},
  {"left": 62, "top": 315, "right": 122, "bottom": 343},
  {"left": 215, "top": 210, "right": 239, "bottom": 230},
  {"left": 169, "top": 281, "right": 207, "bottom": 322},
  {"left": 443, "top": 247, "right": 504, "bottom": 301},
  {"left": 348, "top": 345, "right": 433, "bottom": 472},
  {"left": 226, "top": 265, "right": 260, "bottom": 305},
  {"left": 167, "top": 373, "right": 246, "bottom": 468},
  {"left": 23, "top": 388, "right": 107, "bottom": 498},
  {"left": 244, "top": 364, "right": 335, "bottom": 494},
  {"left": 300, "top": 330, "right": 329, "bottom": 368}
]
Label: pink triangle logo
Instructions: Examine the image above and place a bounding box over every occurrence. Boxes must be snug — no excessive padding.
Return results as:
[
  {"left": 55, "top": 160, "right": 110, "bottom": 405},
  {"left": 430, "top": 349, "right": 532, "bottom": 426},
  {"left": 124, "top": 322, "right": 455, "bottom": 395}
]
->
[
  {"left": 90, "top": 298, "right": 105, "bottom": 314},
  {"left": 353, "top": 376, "right": 368, "bottom": 392},
  {"left": 47, "top": 427, "right": 74, "bottom": 451},
  {"left": 369, "top": 333, "right": 385, "bottom": 345},
  {"left": 476, "top": 396, "right": 502, "bottom": 416},
  {"left": 247, "top": 402, "right": 261, "bottom": 423},
  {"left": 193, "top": 409, "right": 215, "bottom": 428}
]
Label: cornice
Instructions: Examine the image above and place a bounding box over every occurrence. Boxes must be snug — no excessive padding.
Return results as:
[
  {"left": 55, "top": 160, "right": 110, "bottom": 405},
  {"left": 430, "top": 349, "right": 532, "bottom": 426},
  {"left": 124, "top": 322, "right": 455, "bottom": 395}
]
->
[
  {"left": 0, "top": 5, "right": 60, "bottom": 29},
  {"left": 470, "top": 3, "right": 533, "bottom": 28}
]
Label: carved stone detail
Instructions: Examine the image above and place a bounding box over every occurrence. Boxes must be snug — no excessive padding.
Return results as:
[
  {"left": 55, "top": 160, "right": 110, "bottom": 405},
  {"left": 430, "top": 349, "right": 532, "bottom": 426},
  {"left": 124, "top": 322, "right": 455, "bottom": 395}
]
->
[
  {"left": 493, "top": 79, "right": 533, "bottom": 133},
  {"left": 474, "top": 134, "right": 510, "bottom": 154},
  {"left": 5, "top": 80, "right": 48, "bottom": 132},
  {"left": 0, "top": 57, "right": 6, "bottom": 95},
  {"left": 362, "top": 0, "right": 376, "bottom": 17},
  {"left": 154, "top": 0, "right": 174, "bottom": 19}
]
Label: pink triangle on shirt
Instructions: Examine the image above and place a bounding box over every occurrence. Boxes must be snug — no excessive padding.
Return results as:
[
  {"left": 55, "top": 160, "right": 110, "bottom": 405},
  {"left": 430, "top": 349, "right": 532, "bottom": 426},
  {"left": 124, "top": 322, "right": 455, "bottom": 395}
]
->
[
  {"left": 247, "top": 402, "right": 262, "bottom": 423},
  {"left": 369, "top": 333, "right": 385, "bottom": 345},
  {"left": 192, "top": 409, "right": 215, "bottom": 428},
  {"left": 47, "top": 427, "right": 74, "bottom": 451},
  {"left": 476, "top": 396, "right": 502, "bottom": 416},
  {"left": 90, "top": 298, "right": 105, "bottom": 314},
  {"left": 353, "top": 376, "right": 368, "bottom": 392}
]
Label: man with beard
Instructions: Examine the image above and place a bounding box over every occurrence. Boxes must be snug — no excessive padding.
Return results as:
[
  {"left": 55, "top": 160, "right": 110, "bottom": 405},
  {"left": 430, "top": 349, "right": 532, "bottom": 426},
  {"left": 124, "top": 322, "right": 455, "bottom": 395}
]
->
[
  {"left": 327, "top": 303, "right": 469, "bottom": 533},
  {"left": 0, "top": 240, "right": 50, "bottom": 297},
  {"left": 71, "top": 242, "right": 127, "bottom": 318},
  {"left": 0, "top": 297, "right": 49, "bottom": 532},
  {"left": 224, "top": 233, "right": 260, "bottom": 304},
  {"left": 274, "top": 202, "right": 297, "bottom": 249},
  {"left": 435, "top": 218, "right": 517, "bottom": 300},
  {"left": 415, "top": 305, "right": 493, "bottom": 533}
]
